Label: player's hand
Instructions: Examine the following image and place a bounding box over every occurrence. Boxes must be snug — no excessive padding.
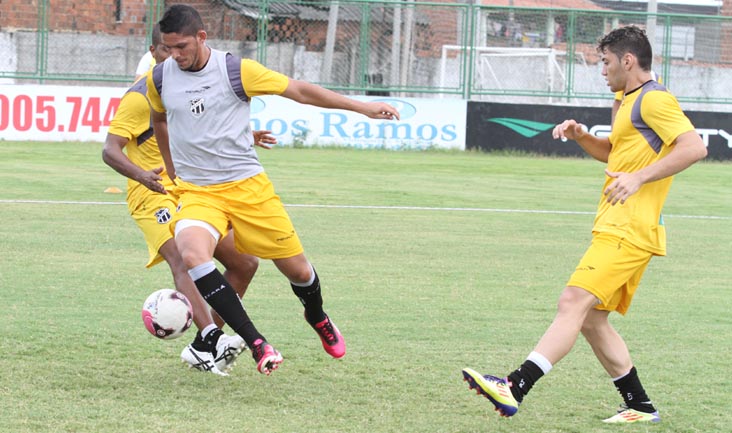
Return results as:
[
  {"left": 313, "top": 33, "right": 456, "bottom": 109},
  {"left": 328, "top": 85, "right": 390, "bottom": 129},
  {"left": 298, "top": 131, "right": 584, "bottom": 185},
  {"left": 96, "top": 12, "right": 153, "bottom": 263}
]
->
[
  {"left": 552, "top": 119, "right": 585, "bottom": 142},
  {"left": 364, "top": 102, "right": 400, "bottom": 120},
  {"left": 604, "top": 169, "right": 642, "bottom": 205},
  {"left": 137, "top": 167, "right": 167, "bottom": 194},
  {"left": 253, "top": 130, "right": 277, "bottom": 149}
]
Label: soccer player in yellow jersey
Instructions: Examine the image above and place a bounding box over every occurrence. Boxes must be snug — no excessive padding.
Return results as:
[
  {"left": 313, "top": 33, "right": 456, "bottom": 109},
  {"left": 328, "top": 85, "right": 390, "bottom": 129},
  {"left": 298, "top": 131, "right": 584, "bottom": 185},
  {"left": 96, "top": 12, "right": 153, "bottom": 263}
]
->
[
  {"left": 462, "top": 26, "right": 707, "bottom": 424},
  {"left": 103, "top": 24, "right": 276, "bottom": 376}
]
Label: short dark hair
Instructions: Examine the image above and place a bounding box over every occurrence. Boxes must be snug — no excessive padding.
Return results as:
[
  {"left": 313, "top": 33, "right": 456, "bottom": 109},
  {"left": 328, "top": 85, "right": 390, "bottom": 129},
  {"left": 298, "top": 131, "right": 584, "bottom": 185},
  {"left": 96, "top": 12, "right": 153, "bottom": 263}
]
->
[
  {"left": 598, "top": 25, "right": 652, "bottom": 71},
  {"left": 151, "top": 24, "right": 162, "bottom": 46},
  {"left": 159, "top": 4, "right": 204, "bottom": 36}
]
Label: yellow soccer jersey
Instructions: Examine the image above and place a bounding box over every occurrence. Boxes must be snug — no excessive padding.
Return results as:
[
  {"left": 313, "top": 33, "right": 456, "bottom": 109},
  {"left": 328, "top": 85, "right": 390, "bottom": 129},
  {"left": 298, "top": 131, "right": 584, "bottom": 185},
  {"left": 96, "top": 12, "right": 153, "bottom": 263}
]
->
[
  {"left": 598, "top": 81, "right": 695, "bottom": 255},
  {"left": 147, "top": 57, "right": 289, "bottom": 113},
  {"left": 108, "top": 76, "right": 174, "bottom": 210}
]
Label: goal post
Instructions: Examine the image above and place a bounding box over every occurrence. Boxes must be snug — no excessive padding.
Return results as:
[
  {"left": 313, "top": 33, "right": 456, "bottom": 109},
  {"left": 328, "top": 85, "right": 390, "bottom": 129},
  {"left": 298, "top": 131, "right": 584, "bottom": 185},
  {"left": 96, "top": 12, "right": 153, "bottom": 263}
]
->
[{"left": 439, "top": 45, "right": 588, "bottom": 103}]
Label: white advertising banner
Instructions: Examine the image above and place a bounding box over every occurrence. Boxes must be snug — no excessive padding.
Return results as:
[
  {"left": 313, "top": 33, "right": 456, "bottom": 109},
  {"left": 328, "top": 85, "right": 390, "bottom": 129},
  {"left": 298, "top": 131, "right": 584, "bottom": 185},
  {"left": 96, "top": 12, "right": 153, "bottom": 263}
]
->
[
  {"left": 250, "top": 95, "right": 467, "bottom": 150},
  {"left": 0, "top": 85, "right": 467, "bottom": 150},
  {"left": 0, "top": 84, "right": 125, "bottom": 142}
]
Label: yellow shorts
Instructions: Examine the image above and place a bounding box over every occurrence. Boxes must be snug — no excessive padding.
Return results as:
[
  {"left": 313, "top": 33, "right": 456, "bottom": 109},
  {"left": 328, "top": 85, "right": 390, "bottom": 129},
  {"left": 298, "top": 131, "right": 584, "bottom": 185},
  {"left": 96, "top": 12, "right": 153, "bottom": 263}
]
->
[
  {"left": 128, "top": 185, "right": 178, "bottom": 268},
  {"left": 172, "top": 172, "right": 303, "bottom": 260},
  {"left": 566, "top": 233, "right": 653, "bottom": 315}
]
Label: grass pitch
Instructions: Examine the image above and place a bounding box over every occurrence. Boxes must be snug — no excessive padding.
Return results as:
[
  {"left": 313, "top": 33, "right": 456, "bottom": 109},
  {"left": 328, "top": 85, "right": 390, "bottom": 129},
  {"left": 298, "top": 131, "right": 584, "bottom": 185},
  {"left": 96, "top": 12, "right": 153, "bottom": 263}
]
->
[{"left": 0, "top": 142, "right": 730, "bottom": 433}]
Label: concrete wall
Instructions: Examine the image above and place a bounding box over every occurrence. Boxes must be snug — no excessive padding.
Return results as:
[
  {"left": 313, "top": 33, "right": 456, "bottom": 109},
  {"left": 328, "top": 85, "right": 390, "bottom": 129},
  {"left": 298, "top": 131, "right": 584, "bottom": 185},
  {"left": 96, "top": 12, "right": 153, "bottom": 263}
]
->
[{"left": 1, "top": 30, "right": 730, "bottom": 112}]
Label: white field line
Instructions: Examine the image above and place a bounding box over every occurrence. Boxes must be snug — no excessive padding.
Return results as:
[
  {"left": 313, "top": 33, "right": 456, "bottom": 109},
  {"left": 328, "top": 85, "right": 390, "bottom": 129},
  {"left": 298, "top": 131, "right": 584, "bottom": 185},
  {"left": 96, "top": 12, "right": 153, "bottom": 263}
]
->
[{"left": 1, "top": 199, "right": 730, "bottom": 220}]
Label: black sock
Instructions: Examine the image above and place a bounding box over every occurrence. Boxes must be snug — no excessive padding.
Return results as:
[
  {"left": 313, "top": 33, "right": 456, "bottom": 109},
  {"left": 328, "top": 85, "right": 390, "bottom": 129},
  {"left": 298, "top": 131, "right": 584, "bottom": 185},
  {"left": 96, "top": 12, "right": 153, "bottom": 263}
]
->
[
  {"left": 291, "top": 268, "right": 325, "bottom": 324},
  {"left": 613, "top": 366, "right": 656, "bottom": 413},
  {"left": 507, "top": 360, "right": 545, "bottom": 403},
  {"left": 191, "top": 328, "right": 223, "bottom": 354},
  {"left": 191, "top": 330, "right": 206, "bottom": 350},
  {"left": 194, "top": 268, "right": 264, "bottom": 348}
]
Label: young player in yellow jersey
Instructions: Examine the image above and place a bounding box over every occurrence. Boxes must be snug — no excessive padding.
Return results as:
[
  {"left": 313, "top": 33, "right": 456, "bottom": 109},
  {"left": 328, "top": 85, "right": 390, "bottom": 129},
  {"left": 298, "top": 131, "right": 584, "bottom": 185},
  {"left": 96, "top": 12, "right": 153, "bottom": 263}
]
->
[
  {"left": 103, "top": 24, "right": 276, "bottom": 376},
  {"left": 462, "top": 26, "right": 707, "bottom": 424}
]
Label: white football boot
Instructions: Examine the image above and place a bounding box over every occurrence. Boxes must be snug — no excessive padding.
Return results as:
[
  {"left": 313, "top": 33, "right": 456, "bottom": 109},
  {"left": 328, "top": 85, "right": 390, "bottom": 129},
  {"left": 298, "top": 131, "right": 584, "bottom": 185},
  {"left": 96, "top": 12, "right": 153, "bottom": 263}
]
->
[
  {"left": 213, "top": 333, "right": 247, "bottom": 373},
  {"left": 180, "top": 344, "right": 228, "bottom": 376}
]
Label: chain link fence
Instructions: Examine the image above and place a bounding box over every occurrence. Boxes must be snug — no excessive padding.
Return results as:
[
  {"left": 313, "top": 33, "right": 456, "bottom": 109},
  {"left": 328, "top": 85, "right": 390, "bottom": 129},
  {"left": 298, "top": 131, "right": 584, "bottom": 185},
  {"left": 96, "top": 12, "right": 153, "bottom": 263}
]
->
[{"left": 1, "top": 0, "right": 731, "bottom": 109}]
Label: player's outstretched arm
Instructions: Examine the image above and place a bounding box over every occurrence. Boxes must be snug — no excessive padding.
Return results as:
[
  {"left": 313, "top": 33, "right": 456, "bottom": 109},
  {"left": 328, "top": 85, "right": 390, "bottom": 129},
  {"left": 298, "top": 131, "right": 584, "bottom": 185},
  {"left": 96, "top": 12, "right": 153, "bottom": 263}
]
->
[
  {"left": 552, "top": 119, "right": 611, "bottom": 163},
  {"left": 102, "top": 133, "right": 167, "bottom": 194},
  {"left": 281, "top": 79, "right": 400, "bottom": 120}
]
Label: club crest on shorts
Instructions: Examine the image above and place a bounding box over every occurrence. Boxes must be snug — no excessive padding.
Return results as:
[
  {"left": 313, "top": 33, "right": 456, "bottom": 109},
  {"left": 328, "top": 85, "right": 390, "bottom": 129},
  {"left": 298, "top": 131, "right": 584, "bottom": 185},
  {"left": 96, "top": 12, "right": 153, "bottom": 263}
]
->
[
  {"left": 154, "top": 207, "right": 172, "bottom": 224},
  {"left": 189, "top": 98, "right": 205, "bottom": 117}
]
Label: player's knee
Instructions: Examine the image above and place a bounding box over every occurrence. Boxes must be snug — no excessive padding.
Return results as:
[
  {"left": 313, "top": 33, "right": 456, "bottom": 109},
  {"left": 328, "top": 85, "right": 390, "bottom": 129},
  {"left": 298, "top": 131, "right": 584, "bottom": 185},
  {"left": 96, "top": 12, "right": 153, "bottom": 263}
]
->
[
  {"left": 289, "top": 264, "right": 314, "bottom": 284},
  {"left": 224, "top": 255, "right": 259, "bottom": 289},
  {"left": 179, "top": 249, "right": 211, "bottom": 270},
  {"left": 240, "top": 254, "right": 259, "bottom": 275},
  {"left": 556, "top": 286, "right": 596, "bottom": 315},
  {"left": 580, "top": 319, "right": 599, "bottom": 337}
]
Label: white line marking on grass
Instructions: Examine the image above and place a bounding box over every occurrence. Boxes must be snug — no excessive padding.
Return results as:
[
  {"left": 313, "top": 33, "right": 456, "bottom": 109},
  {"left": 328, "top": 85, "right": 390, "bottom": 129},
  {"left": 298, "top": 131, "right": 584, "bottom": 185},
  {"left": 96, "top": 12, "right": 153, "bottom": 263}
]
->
[
  {"left": 0, "top": 199, "right": 126, "bottom": 205},
  {"left": 1, "top": 199, "right": 729, "bottom": 220},
  {"left": 289, "top": 203, "right": 596, "bottom": 215}
]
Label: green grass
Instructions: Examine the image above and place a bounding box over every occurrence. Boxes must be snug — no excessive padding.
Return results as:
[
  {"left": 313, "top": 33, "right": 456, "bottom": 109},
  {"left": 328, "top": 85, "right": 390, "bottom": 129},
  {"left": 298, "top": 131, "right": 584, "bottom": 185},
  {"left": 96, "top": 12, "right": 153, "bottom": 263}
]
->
[{"left": 0, "top": 141, "right": 730, "bottom": 433}]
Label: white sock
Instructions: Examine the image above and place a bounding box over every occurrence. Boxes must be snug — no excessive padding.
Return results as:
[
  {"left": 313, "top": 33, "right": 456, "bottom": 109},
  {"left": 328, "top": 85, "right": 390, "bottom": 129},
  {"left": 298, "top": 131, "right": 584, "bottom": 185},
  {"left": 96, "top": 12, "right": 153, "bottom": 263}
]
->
[
  {"left": 188, "top": 261, "right": 216, "bottom": 281},
  {"left": 528, "top": 351, "right": 553, "bottom": 374},
  {"left": 201, "top": 324, "right": 217, "bottom": 339}
]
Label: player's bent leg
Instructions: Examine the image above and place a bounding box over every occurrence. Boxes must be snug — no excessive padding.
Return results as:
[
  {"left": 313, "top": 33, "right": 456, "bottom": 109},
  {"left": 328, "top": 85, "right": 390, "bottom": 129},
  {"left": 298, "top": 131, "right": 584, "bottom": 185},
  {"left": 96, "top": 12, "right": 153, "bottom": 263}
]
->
[
  {"left": 174, "top": 224, "right": 219, "bottom": 269},
  {"left": 461, "top": 368, "right": 519, "bottom": 417},
  {"left": 213, "top": 231, "right": 259, "bottom": 328},
  {"left": 533, "top": 286, "right": 599, "bottom": 365},
  {"left": 160, "top": 239, "right": 241, "bottom": 375},
  {"left": 274, "top": 255, "right": 346, "bottom": 359},
  {"left": 272, "top": 253, "right": 312, "bottom": 283},
  {"left": 159, "top": 239, "right": 216, "bottom": 331},
  {"left": 178, "top": 223, "right": 277, "bottom": 374},
  {"left": 214, "top": 230, "right": 259, "bottom": 293},
  {"left": 581, "top": 309, "right": 632, "bottom": 378}
]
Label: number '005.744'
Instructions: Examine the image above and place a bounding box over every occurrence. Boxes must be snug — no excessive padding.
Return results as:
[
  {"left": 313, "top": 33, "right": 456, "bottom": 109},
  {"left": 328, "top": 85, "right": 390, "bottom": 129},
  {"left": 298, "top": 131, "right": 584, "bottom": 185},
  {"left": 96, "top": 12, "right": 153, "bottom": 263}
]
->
[{"left": 0, "top": 94, "right": 120, "bottom": 133}]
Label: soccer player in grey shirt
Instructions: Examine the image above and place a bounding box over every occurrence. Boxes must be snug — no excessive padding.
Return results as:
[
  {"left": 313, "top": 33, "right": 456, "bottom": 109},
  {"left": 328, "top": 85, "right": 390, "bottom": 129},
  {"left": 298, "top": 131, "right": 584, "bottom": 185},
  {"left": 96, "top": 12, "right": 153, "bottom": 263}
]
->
[{"left": 147, "top": 4, "right": 400, "bottom": 375}]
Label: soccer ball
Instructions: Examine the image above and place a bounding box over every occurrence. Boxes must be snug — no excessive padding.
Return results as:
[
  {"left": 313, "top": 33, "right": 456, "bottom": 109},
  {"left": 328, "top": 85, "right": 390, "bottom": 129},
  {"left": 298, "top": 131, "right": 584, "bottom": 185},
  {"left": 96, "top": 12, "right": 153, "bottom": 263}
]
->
[{"left": 141, "top": 289, "right": 193, "bottom": 340}]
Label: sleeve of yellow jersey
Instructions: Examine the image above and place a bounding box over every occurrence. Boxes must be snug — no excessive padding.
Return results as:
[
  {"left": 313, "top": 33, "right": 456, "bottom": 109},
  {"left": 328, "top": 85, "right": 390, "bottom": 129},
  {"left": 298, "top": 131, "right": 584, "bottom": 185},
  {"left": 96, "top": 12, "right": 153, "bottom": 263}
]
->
[
  {"left": 240, "top": 59, "right": 289, "bottom": 97},
  {"left": 108, "top": 90, "right": 153, "bottom": 142},
  {"left": 640, "top": 90, "right": 695, "bottom": 148},
  {"left": 145, "top": 68, "right": 165, "bottom": 113}
]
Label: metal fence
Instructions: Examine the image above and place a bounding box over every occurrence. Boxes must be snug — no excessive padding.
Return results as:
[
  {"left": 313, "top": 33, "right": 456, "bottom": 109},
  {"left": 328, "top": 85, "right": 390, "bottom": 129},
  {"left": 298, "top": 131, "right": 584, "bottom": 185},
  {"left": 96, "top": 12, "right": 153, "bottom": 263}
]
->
[{"left": 2, "top": 0, "right": 731, "bottom": 109}]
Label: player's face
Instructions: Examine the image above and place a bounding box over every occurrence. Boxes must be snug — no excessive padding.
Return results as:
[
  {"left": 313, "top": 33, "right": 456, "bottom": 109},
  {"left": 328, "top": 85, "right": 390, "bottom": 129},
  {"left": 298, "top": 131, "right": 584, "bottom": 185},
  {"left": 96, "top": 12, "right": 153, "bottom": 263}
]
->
[
  {"left": 152, "top": 43, "right": 170, "bottom": 64},
  {"left": 601, "top": 48, "right": 624, "bottom": 93},
  {"left": 161, "top": 31, "right": 207, "bottom": 71}
]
